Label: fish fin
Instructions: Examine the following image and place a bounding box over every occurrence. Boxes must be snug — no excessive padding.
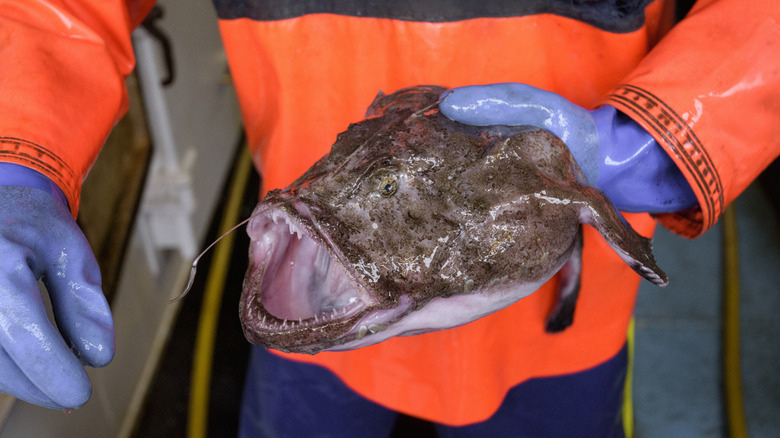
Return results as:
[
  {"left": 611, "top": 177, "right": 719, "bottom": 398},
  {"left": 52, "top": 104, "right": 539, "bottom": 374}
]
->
[
  {"left": 502, "top": 128, "right": 667, "bottom": 287},
  {"left": 365, "top": 90, "right": 387, "bottom": 117},
  {"left": 546, "top": 226, "right": 583, "bottom": 333},
  {"left": 364, "top": 85, "right": 447, "bottom": 118},
  {"left": 578, "top": 190, "right": 669, "bottom": 287},
  {"left": 520, "top": 128, "right": 668, "bottom": 287}
]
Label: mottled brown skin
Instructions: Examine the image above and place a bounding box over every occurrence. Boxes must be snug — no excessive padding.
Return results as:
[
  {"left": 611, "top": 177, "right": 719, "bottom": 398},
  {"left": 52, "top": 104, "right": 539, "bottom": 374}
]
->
[{"left": 240, "top": 85, "right": 666, "bottom": 353}]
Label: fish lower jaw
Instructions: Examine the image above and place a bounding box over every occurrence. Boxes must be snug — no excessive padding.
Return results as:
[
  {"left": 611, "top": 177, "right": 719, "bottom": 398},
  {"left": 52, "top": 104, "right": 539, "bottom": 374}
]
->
[{"left": 251, "top": 299, "right": 368, "bottom": 333}]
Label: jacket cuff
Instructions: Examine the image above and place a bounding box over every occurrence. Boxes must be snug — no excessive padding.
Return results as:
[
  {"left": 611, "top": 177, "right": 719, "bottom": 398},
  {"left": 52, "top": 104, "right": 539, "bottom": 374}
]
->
[
  {"left": 0, "top": 137, "right": 80, "bottom": 218},
  {"left": 604, "top": 84, "right": 723, "bottom": 238}
]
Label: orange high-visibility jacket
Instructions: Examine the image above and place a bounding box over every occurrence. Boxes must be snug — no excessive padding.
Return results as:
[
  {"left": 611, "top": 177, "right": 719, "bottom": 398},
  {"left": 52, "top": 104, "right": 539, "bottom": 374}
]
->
[{"left": 1, "top": 0, "right": 778, "bottom": 425}]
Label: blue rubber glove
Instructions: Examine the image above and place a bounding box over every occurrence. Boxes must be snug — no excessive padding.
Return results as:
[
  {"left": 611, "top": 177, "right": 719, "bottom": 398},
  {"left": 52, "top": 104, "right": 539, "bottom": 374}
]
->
[
  {"left": 0, "top": 163, "right": 114, "bottom": 409},
  {"left": 440, "top": 83, "right": 698, "bottom": 213}
]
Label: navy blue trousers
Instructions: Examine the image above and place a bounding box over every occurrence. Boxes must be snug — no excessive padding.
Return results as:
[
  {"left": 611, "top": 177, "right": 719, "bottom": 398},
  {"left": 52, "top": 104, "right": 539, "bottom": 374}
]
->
[{"left": 239, "top": 345, "right": 628, "bottom": 438}]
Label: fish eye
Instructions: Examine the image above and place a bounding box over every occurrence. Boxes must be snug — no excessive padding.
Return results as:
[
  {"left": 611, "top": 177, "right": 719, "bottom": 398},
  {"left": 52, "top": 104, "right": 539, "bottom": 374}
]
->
[{"left": 378, "top": 176, "right": 398, "bottom": 197}]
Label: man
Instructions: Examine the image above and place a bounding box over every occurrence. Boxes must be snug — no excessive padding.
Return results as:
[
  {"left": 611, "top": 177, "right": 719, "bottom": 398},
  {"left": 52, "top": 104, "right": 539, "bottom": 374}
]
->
[{"left": 1, "top": 1, "right": 777, "bottom": 436}]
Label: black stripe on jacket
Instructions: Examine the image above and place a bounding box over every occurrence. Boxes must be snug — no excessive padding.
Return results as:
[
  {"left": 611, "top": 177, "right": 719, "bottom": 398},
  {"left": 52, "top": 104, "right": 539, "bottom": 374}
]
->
[{"left": 212, "top": 0, "right": 653, "bottom": 33}]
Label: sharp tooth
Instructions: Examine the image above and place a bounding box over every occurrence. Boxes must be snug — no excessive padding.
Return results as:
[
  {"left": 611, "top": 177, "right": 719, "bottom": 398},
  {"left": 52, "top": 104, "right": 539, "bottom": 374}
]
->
[
  {"left": 262, "top": 315, "right": 266, "bottom": 325},
  {"left": 299, "top": 318, "right": 302, "bottom": 325},
  {"left": 314, "top": 314, "right": 319, "bottom": 323},
  {"left": 369, "top": 324, "right": 386, "bottom": 334}
]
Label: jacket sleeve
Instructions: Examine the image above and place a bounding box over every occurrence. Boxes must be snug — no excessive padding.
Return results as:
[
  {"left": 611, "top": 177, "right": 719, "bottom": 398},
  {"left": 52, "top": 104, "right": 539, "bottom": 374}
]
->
[
  {"left": 0, "top": 0, "right": 155, "bottom": 217},
  {"left": 604, "top": 0, "right": 780, "bottom": 238}
]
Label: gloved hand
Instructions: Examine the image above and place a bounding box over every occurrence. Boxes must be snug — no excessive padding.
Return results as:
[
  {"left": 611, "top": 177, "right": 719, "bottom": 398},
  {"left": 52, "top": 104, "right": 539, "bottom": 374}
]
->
[
  {"left": 439, "top": 83, "right": 698, "bottom": 213},
  {"left": 0, "top": 163, "right": 114, "bottom": 409}
]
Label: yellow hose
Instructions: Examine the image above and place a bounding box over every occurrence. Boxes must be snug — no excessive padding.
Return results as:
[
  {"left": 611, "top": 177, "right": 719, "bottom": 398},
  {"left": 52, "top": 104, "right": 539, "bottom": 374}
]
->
[
  {"left": 625, "top": 203, "right": 746, "bottom": 438},
  {"left": 188, "top": 147, "right": 253, "bottom": 438},
  {"left": 722, "top": 204, "right": 748, "bottom": 438},
  {"left": 623, "top": 318, "right": 635, "bottom": 438}
]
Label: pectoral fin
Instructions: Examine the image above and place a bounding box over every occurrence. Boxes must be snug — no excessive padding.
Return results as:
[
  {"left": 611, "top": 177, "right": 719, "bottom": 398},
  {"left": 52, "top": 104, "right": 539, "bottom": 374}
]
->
[
  {"left": 546, "top": 226, "right": 583, "bottom": 333},
  {"left": 578, "top": 188, "right": 668, "bottom": 287}
]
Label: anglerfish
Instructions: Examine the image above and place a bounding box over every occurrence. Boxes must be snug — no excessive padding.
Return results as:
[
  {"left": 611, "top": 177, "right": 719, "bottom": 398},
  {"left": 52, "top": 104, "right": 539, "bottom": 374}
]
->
[{"left": 239, "top": 85, "right": 667, "bottom": 354}]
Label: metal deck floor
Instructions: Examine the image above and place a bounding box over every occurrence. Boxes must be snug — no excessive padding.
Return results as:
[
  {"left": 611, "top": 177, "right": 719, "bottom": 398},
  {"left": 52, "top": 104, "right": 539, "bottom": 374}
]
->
[{"left": 633, "top": 183, "right": 780, "bottom": 437}]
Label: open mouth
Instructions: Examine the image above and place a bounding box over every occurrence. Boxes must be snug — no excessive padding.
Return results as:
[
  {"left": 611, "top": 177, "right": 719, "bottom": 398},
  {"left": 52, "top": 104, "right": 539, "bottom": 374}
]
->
[{"left": 244, "top": 203, "right": 372, "bottom": 332}]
